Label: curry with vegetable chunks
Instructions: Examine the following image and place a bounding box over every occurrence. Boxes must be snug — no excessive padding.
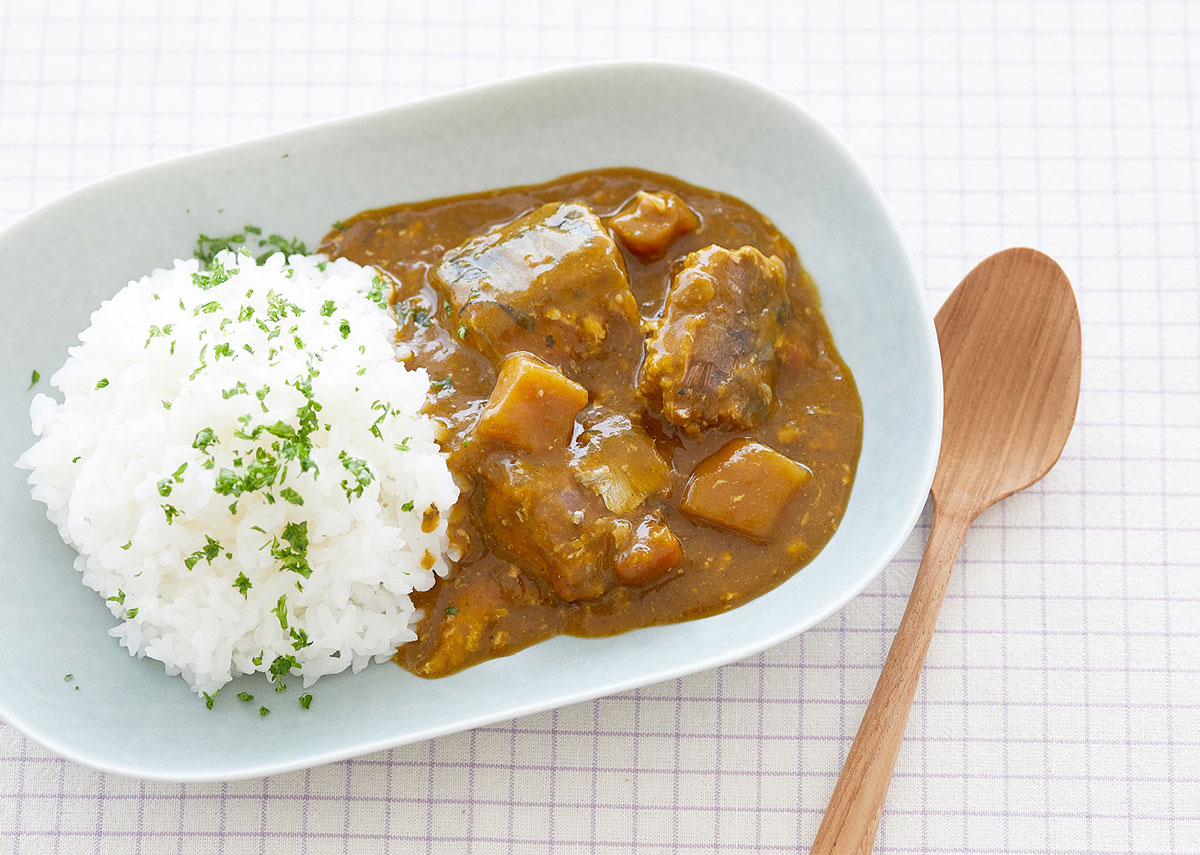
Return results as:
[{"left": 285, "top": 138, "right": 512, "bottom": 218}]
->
[{"left": 320, "top": 168, "right": 862, "bottom": 677}]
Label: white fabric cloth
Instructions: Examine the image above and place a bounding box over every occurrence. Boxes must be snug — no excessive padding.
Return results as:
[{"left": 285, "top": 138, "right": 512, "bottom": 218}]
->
[{"left": 0, "top": 2, "right": 1195, "bottom": 853}]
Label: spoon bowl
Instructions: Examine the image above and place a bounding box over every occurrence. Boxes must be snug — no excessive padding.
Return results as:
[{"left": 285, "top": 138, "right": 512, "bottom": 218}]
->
[{"left": 934, "top": 248, "right": 1082, "bottom": 516}]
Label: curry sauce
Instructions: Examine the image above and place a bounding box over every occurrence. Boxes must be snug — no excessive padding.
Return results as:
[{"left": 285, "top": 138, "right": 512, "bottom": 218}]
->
[{"left": 320, "top": 168, "right": 862, "bottom": 677}]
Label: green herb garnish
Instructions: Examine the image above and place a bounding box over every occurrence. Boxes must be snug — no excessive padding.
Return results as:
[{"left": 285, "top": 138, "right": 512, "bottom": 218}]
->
[
  {"left": 184, "top": 536, "right": 222, "bottom": 571},
  {"left": 195, "top": 228, "right": 307, "bottom": 266},
  {"left": 268, "top": 521, "right": 311, "bottom": 578},
  {"left": 193, "top": 427, "right": 219, "bottom": 454},
  {"left": 261, "top": 234, "right": 307, "bottom": 259},
  {"left": 272, "top": 595, "right": 289, "bottom": 630},
  {"left": 366, "top": 275, "right": 389, "bottom": 309},
  {"left": 144, "top": 323, "right": 175, "bottom": 348},
  {"left": 289, "top": 627, "right": 312, "bottom": 651},
  {"left": 268, "top": 654, "right": 298, "bottom": 692},
  {"left": 27, "top": 370, "right": 40, "bottom": 390},
  {"left": 338, "top": 451, "right": 373, "bottom": 500},
  {"left": 196, "top": 231, "right": 250, "bottom": 265}
]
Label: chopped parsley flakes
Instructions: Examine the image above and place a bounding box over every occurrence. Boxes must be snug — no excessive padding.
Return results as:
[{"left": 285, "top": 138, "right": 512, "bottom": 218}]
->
[
  {"left": 143, "top": 237, "right": 420, "bottom": 702},
  {"left": 289, "top": 627, "right": 312, "bottom": 651},
  {"left": 195, "top": 228, "right": 307, "bottom": 266},
  {"left": 184, "top": 535, "right": 222, "bottom": 571},
  {"left": 268, "top": 522, "right": 311, "bottom": 578},
  {"left": 272, "top": 595, "right": 289, "bottom": 630},
  {"left": 268, "top": 654, "right": 298, "bottom": 693},
  {"left": 366, "top": 275, "right": 389, "bottom": 309},
  {"left": 338, "top": 451, "right": 373, "bottom": 500},
  {"left": 193, "top": 427, "right": 219, "bottom": 454}
]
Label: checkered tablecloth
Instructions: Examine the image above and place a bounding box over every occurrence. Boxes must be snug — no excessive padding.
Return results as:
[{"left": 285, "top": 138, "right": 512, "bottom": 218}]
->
[{"left": 1, "top": 2, "right": 1196, "bottom": 853}]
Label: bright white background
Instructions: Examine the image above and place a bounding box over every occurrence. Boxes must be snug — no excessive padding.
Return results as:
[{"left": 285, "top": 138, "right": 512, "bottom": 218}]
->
[{"left": 1, "top": 2, "right": 1197, "bottom": 853}]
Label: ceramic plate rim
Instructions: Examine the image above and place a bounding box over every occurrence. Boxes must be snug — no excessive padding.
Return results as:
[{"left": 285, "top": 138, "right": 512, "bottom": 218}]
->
[{"left": 0, "top": 60, "right": 942, "bottom": 781}]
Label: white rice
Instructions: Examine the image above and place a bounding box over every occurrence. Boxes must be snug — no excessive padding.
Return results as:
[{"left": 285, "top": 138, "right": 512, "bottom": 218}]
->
[{"left": 17, "top": 250, "right": 458, "bottom": 697}]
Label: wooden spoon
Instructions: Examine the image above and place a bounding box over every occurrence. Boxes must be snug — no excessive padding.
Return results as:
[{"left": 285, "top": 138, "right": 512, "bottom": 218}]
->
[{"left": 810, "top": 248, "right": 1082, "bottom": 854}]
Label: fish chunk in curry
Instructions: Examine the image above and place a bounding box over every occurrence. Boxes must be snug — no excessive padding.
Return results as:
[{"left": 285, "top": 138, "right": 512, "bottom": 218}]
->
[{"left": 321, "top": 168, "right": 862, "bottom": 677}]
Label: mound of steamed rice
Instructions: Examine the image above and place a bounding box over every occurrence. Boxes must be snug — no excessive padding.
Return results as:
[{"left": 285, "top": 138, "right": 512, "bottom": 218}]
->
[{"left": 17, "top": 250, "right": 458, "bottom": 697}]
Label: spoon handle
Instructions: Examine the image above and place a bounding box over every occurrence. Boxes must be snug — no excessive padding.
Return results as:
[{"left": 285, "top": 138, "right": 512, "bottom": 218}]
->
[{"left": 810, "top": 504, "right": 973, "bottom": 855}]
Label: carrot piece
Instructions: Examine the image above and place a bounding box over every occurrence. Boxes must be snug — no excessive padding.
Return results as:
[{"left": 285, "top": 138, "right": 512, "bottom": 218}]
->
[
  {"left": 610, "top": 191, "right": 699, "bottom": 261},
  {"left": 614, "top": 517, "right": 683, "bottom": 586}
]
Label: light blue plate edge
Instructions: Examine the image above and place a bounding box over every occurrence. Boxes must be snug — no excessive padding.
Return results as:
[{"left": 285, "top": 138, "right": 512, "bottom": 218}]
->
[{"left": 0, "top": 60, "right": 942, "bottom": 781}]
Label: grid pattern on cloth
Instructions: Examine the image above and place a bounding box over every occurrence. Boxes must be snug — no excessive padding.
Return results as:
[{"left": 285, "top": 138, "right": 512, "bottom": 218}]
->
[{"left": 1, "top": 1, "right": 1197, "bottom": 853}]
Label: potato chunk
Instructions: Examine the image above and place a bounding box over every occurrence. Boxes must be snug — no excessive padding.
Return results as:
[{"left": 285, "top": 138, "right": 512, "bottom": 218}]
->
[
  {"left": 610, "top": 190, "right": 699, "bottom": 261},
  {"left": 476, "top": 352, "right": 588, "bottom": 453},
  {"left": 681, "top": 439, "right": 811, "bottom": 541},
  {"left": 433, "top": 201, "right": 640, "bottom": 367}
]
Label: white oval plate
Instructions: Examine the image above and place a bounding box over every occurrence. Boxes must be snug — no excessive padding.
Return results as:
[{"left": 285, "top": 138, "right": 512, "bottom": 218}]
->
[{"left": 0, "top": 62, "right": 941, "bottom": 782}]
